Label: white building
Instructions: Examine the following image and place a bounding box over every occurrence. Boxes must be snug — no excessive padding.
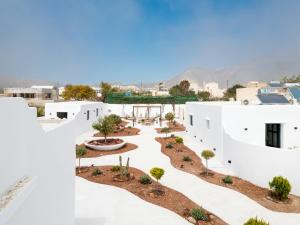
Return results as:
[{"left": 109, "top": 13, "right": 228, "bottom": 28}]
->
[
  {"left": 112, "top": 84, "right": 140, "bottom": 92},
  {"left": 0, "top": 98, "right": 106, "bottom": 225},
  {"left": 236, "top": 87, "right": 260, "bottom": 104},
  {"left": 199, "top": 82, "right": 224, "bottom": 98},
  {"left": 91, "top": 86, "right": 101, "bottom": 97},
  {"left": 45, "top": 101, "right": 106, "bottom": 120},
  {"left": 4, "top": 85, "right": 58, "bottom": 103},
  {"left": 185, "top": 102, "right": 300, "bottom": 195}
]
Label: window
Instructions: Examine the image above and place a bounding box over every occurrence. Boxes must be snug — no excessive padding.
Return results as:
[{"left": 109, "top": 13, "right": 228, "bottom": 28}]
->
[
  {"left": 87, "top": 110, "right": 90, "bottom": 120},
  {"left": 266, "top": 123, "right": 281, "bottom": 148},
  {"left": 206, "top": 119, "right": 210, "bottom": 129},
  {"left": 189, "top": 115, "right": 193, "bottom": 126},
  {"left": 96, "top": 108, "right": 99, "bottom": 117},
  {"left": 57, "top": 112, "right": 67, "bottom": 119}
]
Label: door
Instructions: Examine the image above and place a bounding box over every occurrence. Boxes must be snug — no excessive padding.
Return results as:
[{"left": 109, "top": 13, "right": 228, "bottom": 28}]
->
[{"left": 265, "top": 123, "right": 281, "bottom": 148}]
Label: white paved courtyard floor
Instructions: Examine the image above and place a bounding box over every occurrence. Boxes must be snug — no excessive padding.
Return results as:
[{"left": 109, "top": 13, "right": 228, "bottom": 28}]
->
[{"left": 75, "top": 122, "right": 300, "bottom": 225}]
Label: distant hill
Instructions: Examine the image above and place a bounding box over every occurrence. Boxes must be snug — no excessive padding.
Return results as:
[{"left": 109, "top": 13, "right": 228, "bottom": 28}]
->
[
  {"left": 164, "top": 59, "right": 300, "bottom": 89},
  {"left": 0, "top": 75, "right": 59, "bottom": 88}
]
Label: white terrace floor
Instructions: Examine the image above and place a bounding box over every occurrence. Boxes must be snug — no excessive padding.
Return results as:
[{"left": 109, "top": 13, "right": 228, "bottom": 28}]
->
[{"left": 75, "top": 122, "right": 300, "bottom": 225}]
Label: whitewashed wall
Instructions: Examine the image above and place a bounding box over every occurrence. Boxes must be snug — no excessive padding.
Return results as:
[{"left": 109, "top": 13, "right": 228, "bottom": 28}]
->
[
  {"left": 185, "top": 102, "right": 300, "bottom": 195},
  {"left": 0, "top": 98, "right": 105, "bottom": 225},
  {"left": 224, "top": 132, "right": 300, "bottom": 194},
  {"left": 185, "top": 103, "right": 224, "bottom": 160},
  {"left": 223, "top": 105, "right": 300, "bottom": 149},
  {"left": 45, "top": 102, "right": 105, "bottom": 120}
]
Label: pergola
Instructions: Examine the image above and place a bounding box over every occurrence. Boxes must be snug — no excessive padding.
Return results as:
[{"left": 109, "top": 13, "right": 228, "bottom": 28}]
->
[{"left": 132, "top": 105, "right": 162, "bottom": 127}]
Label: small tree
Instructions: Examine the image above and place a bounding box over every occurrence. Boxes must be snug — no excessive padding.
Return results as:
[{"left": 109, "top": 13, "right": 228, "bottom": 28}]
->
[
  {"left": 165, "top": 112, "right": 175, "bottom": 126},
  {"left": 244, "top": 217, "right": 269, "bottom": 225},
  {"left": 269, "top": 176, "right": 291, "bottom": 200},
  {"left": 201, "top": 150, "right": 215, "bottom": 176},
  {"left": 76, "top": 147, "right": 87, "bottom": 173},
  {"left": 150, "top": 167, "right": 165, "bottom": 182},
  {"left": 161, "top": 127, "right": 170, "bottom": 137},
  {"left": 108, "top": 114, "right": 122, "bottom": 127},
  {"left": 92, "top": 116, "right": 115, "bottom": 143}
]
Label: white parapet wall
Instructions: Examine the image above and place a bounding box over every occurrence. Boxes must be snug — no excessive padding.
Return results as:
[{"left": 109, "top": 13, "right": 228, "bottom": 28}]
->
[
  {"left": 105, "top": 104, "right": 185, "bottom": 122},
  {"left": 0, "top": 98, "right": 106, "bottom": 225},
  {"left": 45, "top": 101, "right": 106, "bottom": 120},
  {"left": 185, "top": 102, "right": 300, "bottom": 195}
]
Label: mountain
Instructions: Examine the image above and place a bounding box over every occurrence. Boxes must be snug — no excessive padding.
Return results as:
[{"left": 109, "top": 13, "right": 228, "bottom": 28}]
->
[
  {"left": 0, "top": 75, "right": 58, "bottom": 89},
  {"left": 165, "top": 59, "right": 300, "bottom": 89}
]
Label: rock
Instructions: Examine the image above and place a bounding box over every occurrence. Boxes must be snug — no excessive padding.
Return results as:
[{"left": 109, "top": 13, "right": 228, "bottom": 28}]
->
[
  {"left": 187, "top": 216, "right": 196, "bottom": 224},
  {"left": 129, "top": 173, "right": 135, "bottom": 180},
  {"left": 180, "top": 164, "right": 184, "bottom": 168},
  {"left": 149, "top": 193, "right": 155, "bottom": 198},
  {"left": 209, "top": 214, "right": 216, "bottom": 220}
]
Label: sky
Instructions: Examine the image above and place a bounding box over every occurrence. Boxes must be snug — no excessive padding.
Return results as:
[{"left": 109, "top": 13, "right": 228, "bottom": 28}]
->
[{"left": 0, "top": 0, "right": 300, "bottom": 84}]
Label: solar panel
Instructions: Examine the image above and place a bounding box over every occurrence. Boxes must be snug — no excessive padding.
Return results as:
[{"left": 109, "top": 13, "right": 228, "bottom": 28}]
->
[{"left": 257, "top": 94, "right": 289, "bottom": 104}]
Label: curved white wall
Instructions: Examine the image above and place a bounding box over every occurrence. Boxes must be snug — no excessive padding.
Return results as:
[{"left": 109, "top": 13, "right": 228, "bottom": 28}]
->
[
  {"left": 185, "top": 102, "right": 300, "bottom": 195},
  {"left": 224, "top": 132, "right": 300, "bottom": 195}
]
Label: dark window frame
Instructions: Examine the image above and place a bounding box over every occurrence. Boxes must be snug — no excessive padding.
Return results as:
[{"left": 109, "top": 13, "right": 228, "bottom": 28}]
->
[{"left": 265, "top": 123, "right": 281, "bottom": 148}]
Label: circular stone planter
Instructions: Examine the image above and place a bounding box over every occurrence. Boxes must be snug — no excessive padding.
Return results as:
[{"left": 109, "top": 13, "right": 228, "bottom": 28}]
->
[{"left": 84, "top": 138, "right": 126, "bottom": 151}]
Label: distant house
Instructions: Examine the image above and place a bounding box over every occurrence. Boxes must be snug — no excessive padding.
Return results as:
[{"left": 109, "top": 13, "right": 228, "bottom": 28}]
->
[{"left": 4, "top": 85, "right": 58, "bottom": 101}]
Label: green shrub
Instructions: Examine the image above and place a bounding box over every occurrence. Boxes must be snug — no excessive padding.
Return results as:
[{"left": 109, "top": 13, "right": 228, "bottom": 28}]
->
[
  {"left": 150, "top": 167, "right": 165, "bottom": 182},
  {"left": 108, "top": 114, "right": 122, "bottom": 126},
  {"left": 161, "top": 127, "right": 170, "bottom": 137},
  {"left": 244, "top": 217, "right": 269, "bottom": 225},
  {"left": 269, "top": 176, "right": 291, "bottom": 200},
  {"left": 182, "top": 156, "right": 192, "bottom": 162},
  {"left": 175, "top": 136, "right": 183, "bottom": 144},
  {"left": 111, "top": 165, "right": 121, "bottom": 172},
  {"left": 166, "top": 142, "right": 174, "bottom": 149},
  {"left": 92, "top": 168, "right": 103, "bottom": 176},
  {"left": 128, "top": 126, "right": 132, "bottom": 129},
  {"left": 223, "top": 176, "right": 233, "bottom": 184},
  {"left": 139, "top": 175, "right": 152, "bottom": 185},
  {"left": 189, "top": 208, "right": 208, "bottom": 221},
  {"left": 37, "top": 106, "right": 45, "bottom": 117}
]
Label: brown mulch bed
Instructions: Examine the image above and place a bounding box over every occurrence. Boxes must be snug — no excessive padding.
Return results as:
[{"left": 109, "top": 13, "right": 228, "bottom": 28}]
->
[
  {"left": 77, "top": 166, "right": 227, "bottom": 225},
  {"left": 76, "top": 143, "right": 138, "bottom": 158},
  {"left": 94, "top": 127, "right": 140, "bottom": 137},
  {"left": 156, "top": 137, "right": 300, "bottom": 213},
  {"left": 156, "top": 122, "right": 186, "bottom": 133}
]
